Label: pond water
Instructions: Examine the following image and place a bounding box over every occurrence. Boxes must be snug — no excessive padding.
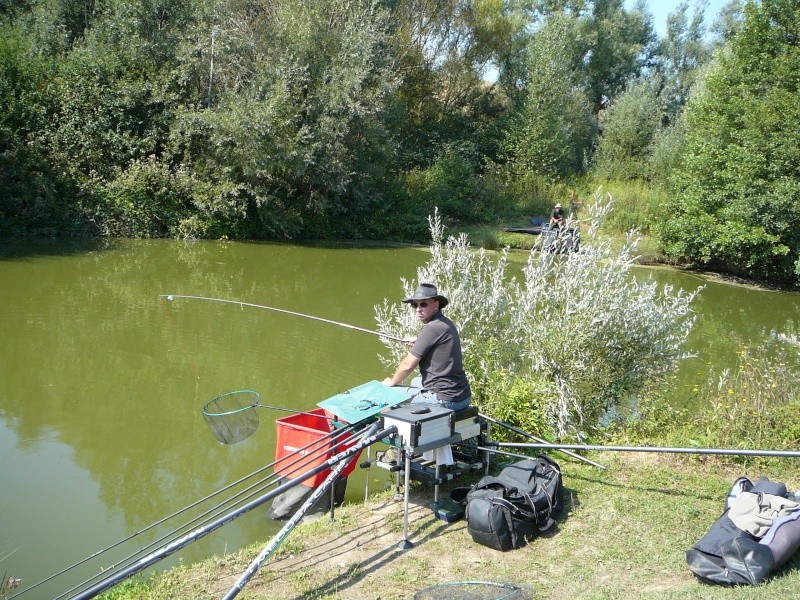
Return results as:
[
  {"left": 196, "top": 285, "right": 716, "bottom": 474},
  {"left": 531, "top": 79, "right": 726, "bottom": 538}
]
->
[{"left": 1, "top": 238, "right": 797, "bottom": 597}]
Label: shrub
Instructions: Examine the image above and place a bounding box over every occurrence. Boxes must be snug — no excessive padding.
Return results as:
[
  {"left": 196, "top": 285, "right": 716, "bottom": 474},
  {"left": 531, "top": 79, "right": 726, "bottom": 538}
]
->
[
  {"left": 86, "top": 157, "right": 246, "bottom": 238},
  {"left": 407, "top": 144, "right": 505, "bottom": 225},
  {"left": 375, "top": 191, "right": 698, "bottom": 440}
]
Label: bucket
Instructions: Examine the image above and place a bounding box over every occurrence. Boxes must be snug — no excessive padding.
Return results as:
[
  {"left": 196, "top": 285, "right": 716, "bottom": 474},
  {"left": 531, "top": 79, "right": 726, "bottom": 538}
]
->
[{"left": 274, "top": 408, "right": 361, "bottom": 487}]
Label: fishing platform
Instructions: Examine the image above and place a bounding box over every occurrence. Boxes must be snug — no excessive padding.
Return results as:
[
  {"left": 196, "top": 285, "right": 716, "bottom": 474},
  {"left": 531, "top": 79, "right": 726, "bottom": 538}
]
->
[
  {"left": 271, "top": 380, "right": 490, "bottom": 542},
  {"left": 317, "top": 380, "right": 488, "bottom": 484}
]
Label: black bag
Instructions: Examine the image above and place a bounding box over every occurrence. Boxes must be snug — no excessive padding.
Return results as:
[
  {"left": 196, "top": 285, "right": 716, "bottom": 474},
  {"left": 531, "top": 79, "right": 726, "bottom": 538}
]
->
[{"left": 454, "top": 455, "right": 563, "bottom": 551}]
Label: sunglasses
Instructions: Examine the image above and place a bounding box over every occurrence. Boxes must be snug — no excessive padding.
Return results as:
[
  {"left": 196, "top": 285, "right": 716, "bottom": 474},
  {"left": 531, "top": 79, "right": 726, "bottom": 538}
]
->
[{"left": 410, "top": 301, "right": 431, "bottom": 309}]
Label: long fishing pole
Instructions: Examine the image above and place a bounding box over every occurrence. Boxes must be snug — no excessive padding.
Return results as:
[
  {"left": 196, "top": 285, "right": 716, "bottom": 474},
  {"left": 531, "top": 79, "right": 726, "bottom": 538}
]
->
[
  {"left": 67, "top": 424, "right": 398, "bottom": 600},
  {"left": 161, "top": 294, "right": 405, "bottom": 342},
  {"left": 21, "top": 419, "right": 356, "bottom": 600},
  {"left": 492, "top": 441, "right": 800, "bottom": 458},
  {"left": 223, "top": 422, "right": 381, "bottom": 600},
  {"left": 51, "top": 423, "right": 362, "bottom": 600},
  {"left": 479, "top": 413, "right": 606, "bottom": 470}
]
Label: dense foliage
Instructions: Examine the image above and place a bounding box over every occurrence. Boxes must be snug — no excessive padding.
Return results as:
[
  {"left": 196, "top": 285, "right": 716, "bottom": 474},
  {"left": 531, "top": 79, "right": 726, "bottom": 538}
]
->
[
  {"left": 657, "top": 0, "right": 800, "bottom": 285},
  {"left": 2, "top": 0, "right": 799, "bottom": 285}
]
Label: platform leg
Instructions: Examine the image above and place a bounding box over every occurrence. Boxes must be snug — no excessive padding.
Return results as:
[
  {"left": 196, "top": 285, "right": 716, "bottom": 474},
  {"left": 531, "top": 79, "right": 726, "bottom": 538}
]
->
[
  {"left": 363, "top": 445, "right": 371, "bottom": 503},
  {"left": 393, "top": 447, "right": 403, "bottom": 501},
  {"left": 398, "top": 450, "right": 413, "bottom": 550},
  {"left": 329, "top": 477, "right": 336, "bottom": 521},
  {"left": 433, "top": 463, "right": 441, "bottom": 508},
  {"left": 484, "top": 422, "right": 492, "bottom": 475}
]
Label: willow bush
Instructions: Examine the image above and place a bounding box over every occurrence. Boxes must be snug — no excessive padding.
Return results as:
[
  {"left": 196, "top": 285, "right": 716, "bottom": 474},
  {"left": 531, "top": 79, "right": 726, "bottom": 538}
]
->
[{"left": 375, "top": 191, "right": 699, "bottom": 440}]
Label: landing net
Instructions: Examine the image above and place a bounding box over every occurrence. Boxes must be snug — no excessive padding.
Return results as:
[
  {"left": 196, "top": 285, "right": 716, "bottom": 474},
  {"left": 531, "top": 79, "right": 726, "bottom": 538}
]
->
[
  {"left": 203, "top": 390, "right": 261, "bottom": 445},
  {"left": 413, "top": 581, "right": 527, "bottom": 600}
]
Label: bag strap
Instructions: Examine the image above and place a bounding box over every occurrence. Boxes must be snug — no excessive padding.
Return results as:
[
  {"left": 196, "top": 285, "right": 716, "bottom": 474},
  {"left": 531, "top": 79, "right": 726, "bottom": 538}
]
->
[
  {"left": 522, "top": 483, "right": 554, "bottom": 521},
  {"left": 473, "top": 476, "right": 516, "bottom": 492},
  {"left": 490, "top": 496, "right": 538, "bottom": 521}
]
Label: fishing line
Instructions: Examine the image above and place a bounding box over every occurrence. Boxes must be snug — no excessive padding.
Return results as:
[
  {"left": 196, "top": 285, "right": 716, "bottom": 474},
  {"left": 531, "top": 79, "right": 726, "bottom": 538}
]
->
[
  {"left": 270, "top": 422, "right": 363, "bottom": 483},
  {"left": 477, "top": 445, "right": 556, "bottom": 464},
  {"left": 480, "top": 413, "right": 607, "bottom": 470},
  {"left": 222, "top": 422, "right": 383, "bottom": 599},
  {"left": 54, "top": 425, "right": 361, "bottom": 600},
  {"left": 66, "top": 425, "right": 397, "bottom": 600},
  {"left": 161, "top": 294, "right": 405, "bottom": 342},
  {"left": 55, "top": 474, "right": 285, "bottom": 600}
]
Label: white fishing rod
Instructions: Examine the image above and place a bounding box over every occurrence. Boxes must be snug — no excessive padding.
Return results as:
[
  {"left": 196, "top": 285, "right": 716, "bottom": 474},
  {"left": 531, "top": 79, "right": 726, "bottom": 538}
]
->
[
  {"left": 161, "top": 294, "right": 406, "bottom": 342},
  {"left": 222, "top": 421, "right": 382, "bottom": 600},
  {"left": 491, "top": 441, "right": 800, "bottom": 458}
]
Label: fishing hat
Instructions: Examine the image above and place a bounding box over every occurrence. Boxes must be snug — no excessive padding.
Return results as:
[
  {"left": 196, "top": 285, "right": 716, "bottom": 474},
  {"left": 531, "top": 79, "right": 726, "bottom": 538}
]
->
[
  {"left": 555, "top": 203, "right": 562, "bottom": 208},
  {"left": 403, "top": 283, "right": 448, "bottom": 308}
]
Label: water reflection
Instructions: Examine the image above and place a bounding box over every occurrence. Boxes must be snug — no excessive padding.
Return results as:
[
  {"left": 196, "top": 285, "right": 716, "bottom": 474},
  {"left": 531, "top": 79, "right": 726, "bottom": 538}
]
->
[
  {"left": 647, "top": 268, "right": 800, "bottom": 401},
  {"left": 1, "top": 239, "right": 426, "bottom": 596},
  {"left": 1, "top": 240, "right": 797, "bottom": 596}
]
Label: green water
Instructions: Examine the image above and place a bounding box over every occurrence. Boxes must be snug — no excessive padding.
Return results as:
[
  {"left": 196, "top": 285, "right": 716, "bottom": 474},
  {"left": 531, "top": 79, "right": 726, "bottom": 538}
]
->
[{"left": 1, "top": 239, "right": 797, "bottom": 597}]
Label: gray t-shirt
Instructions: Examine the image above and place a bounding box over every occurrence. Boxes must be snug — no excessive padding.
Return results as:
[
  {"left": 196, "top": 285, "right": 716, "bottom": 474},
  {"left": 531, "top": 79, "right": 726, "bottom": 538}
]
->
[{"left": 409, "top": 311, "right": 471, "bottom": 403}]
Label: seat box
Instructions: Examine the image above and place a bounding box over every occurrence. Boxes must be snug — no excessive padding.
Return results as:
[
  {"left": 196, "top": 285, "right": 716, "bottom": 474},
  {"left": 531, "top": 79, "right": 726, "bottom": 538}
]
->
[{"left": 382, "top": 404, "right": 454, "bottom": 450}]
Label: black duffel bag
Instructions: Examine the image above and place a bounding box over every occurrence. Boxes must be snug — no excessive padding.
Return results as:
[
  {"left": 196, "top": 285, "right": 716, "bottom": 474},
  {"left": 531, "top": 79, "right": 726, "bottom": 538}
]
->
[{"left": 453, "top": 455, "right": 563, "bottom": 551}]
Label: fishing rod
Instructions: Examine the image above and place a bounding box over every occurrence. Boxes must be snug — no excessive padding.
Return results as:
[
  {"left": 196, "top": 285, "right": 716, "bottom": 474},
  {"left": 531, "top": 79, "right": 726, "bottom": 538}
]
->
[
  {"left": 223, "top": 422, "right": 381, "bottom": 600},
  {"left": 490, "top": 441, "right": 800, "bottom": 458},
  {"left": 51, "top": 423, "right": 363, "bottom": 600},
  {"left": 160, "top": 294, "right": 406, "bottom": 343},
  {"left": 20, "top": 418, "right": 357, "bottom": 600},
  {"left": 479, "top": 413, "right": 607, "bottom": 470},
  {"left": 67, "top": 424, "right": 398, "bottom": 600}
]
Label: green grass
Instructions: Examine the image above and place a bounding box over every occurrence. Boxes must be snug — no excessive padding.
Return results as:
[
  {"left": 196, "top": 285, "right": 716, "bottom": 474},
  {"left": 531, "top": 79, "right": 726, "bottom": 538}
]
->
[{"left": 98, "top": 453, "right": 800, "bottom": 599}]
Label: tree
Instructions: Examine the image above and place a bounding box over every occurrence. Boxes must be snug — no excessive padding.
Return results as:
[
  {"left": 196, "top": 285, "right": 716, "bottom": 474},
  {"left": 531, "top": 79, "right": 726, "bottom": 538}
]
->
[
  {"left": 709, "top": 0, "right": 745, "bottom": 43},
  {"left": 502, "top": 13, "right": 595, "bottom": 181},
  {"left": 172, "top": 0, "right": 399, "bottom": 238},
  {"left": 584, "top": 0, "right": 657, "bottom": 113},
  {"left": 658, "top": 0, "right": 800, "bottom": 285},
  {"left": 592, "top": 76, "right": 663, "bottom": 181},
  {"left": 0, "top": 27, "right": 77, "bottom": 234},
  {"left": 385, "top": 0, "right": 519, "bottom": 170},
  {"left": 656, "top": 1, "right": 712, "bottom": 120}
]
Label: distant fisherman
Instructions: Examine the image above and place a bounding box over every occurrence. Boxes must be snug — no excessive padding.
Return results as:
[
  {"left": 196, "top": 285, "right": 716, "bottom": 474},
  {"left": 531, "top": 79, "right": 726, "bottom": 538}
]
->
[{"left": 549, "top": 203, "right": 565, "bottom": 229}]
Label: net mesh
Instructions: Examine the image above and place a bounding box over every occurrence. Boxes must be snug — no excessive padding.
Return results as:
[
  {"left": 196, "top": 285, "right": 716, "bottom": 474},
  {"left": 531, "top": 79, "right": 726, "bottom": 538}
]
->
[
  {"left": 202, "top": 390, "right": 261, "bottom": 445},
  {"left": 413, "top": 581, "right": 528, "bottom": 600}
]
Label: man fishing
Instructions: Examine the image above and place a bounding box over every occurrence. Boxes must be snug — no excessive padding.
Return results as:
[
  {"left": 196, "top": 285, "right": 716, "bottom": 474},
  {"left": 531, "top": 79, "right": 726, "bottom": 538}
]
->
[
  {"left": 381, "top": 283, "right": 472, "bottom": 411},
  {"left": 549, "top": 202, "right": 565, "bottom": 229}
]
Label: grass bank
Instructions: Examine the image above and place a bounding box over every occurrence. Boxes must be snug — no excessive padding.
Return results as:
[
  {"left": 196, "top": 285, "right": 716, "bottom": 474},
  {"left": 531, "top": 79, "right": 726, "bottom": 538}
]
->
[{"left": 101, "top": 452, "right": 800, "bottom": 599}]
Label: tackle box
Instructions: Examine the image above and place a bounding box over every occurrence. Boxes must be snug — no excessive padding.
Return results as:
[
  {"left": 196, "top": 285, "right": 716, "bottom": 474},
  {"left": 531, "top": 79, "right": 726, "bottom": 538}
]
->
[{"left": 382, "top": 404, "right": 455, "bottom": 450}]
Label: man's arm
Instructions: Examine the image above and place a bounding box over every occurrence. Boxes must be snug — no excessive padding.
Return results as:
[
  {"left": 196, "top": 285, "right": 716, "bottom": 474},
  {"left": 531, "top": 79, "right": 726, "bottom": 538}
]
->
[{"left": 382, "top": 352, "right": 421, "bottom": 386}]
